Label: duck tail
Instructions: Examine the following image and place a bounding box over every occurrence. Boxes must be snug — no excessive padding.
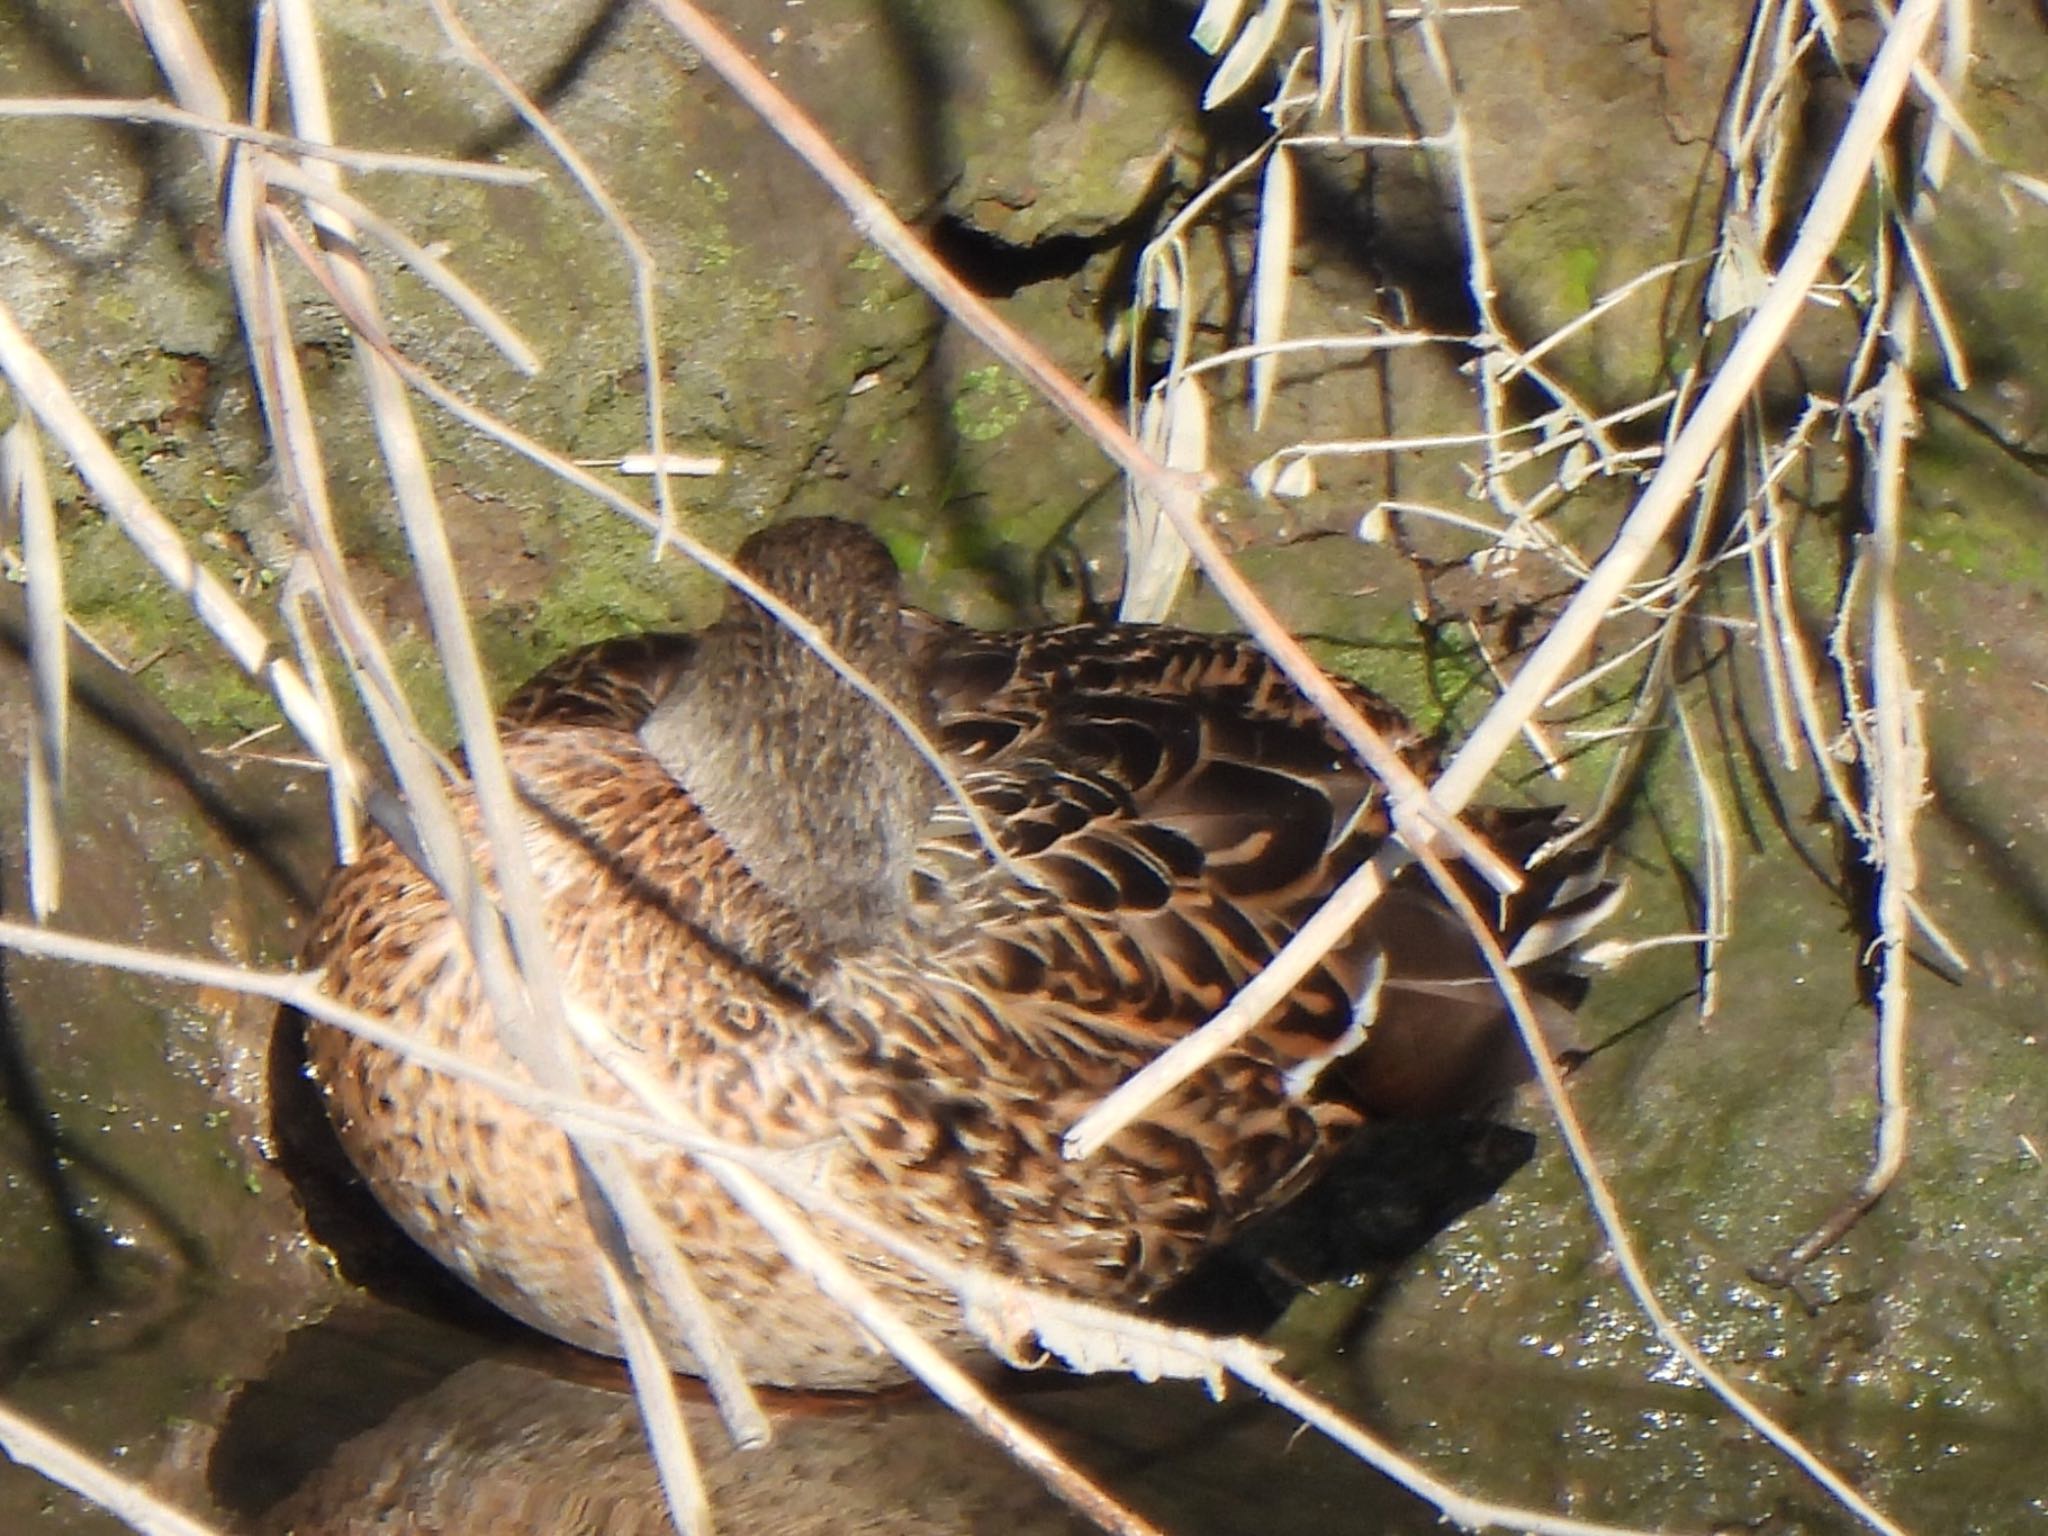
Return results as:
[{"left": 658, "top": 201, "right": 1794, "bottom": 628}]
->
[{"left": 1319, "top": 806, "right": 1621, "bottom": 1119}]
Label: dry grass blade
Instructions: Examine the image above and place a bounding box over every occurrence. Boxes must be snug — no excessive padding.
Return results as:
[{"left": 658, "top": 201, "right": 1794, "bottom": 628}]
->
[
  {"left": 1250, "top": 145, "right": 1295, "bottom": 429},
  {"left": 589, "top": 1163, "right": 715, "bottom": 1536},
  {"left": 267, "top": 1, "right": 742, "bottom": 1505},
  {"left": 1120, "top": 376, "right": 1207, "bottom": 622},
  {"left": 0, "top": 95, "right": 540, "bottom": 182},
  {"left": 1190, "top": 0, "right": 1253, "bottom": 56},
  {"left": 0, "top": 1399, "right": 224, "bottom": 1536},
  {"left": 1201, "top": 0, "right": 1290, "bottom": 108},
  {"left": 1860, "top": 356, "right": 1925, "bottom": 1207},
  {"left": 1671, "top": 695, "right": 1732, "bottom": 1020},
  {"left": 0, "top": 419, "right": 66, "bottom": 919}
]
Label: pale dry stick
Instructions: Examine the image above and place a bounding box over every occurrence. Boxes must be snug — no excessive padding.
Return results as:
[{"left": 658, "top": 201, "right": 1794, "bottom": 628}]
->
[
  {"left": 120, "top": 0, "right": 369, "bottom": 862},
  {"left": 258, "top": 157, "right": 542, "bottom": 374},
  {"left": 1671, "top": 694, "right": 1734, "bottom": 1020},
  {"left": 1380, "top": 2, "right": 1521, "bottom": 16},
  {"left": 1497, "top": 257, "right": 1708, "bottom": 388},
  {"left": 572, "top": 1108, "right": 774, "bottom": 1453},
  {"left": 1432, "top": 0, "right": 1945, "bottom": 816},
  {"left": 1465, "top": 620, "right": 1566, "bottom": 778},
  {"left": 1123, "top": 373, "right": 1207, "bottom": 621},
  {"left": 1366, "top": 497, "right": 1513, "bottom": 544},
  {"left": 1196, "top": 0, "right": 1290, "bottom": 107},
  {"left": 1756, "top": 467, "right": 1965, "bottom": 974},
  {"left": 268, "top": 195, "right": 770, "bottom": 1481},
  {"left": 270, "top": 0, "right": 575, "bottom": 1098},
  {"left": 1314, "top": 0, "right": 1362, "bottom": 120},
  {"left": 1761, "top": 470, "right": 1860, "bottom": 798},
  {"left": 0, "top": 95, "right": 540, "bottom": 183},
  {"left": 419, "top": 0, "right": 681, "bottom": 548},
  {"left": 1248, "top": 141, "right": 1293, "bottom": 430},
  {"left": 1268, "top": 425, "right": 1534, "bottom": 461},
  {"left": 0, "top": 298, "right": 360, "bottom": 819},
  {"left": 1772, "top": 356, "right": 1927, "bottom": 1272},
  {"left": 1888, "top": 206, "right": 1969, "bottom": 389},
  {"left": 1751, "top": 7, "right": 1817, "bottom": 228},
  {"left": 1739, "top": 397, "right": 1835, "bottom": 771},
  {"left": 1399, "top": 838, "right": 1913, "bottom": 1536},
  {"left": 1721, "top": 0, "right": 1803, "bottom": 239},
  {"left": 228, "top": 167, "right": 449, "bottom": 869},
  {"left": 1865, "top": 0, "right": 1986, "bottom": 180},
  {"left": 274, "top": 562, "right": 360, "bottom": 841},
  {"left": 1171, "top": 326, "right": 1449, "bottom": 382},
  {"left": 1705, "top": 389, "right": 1808, "bottom": 790},
  {"left": 1485, "top": 419, "right": 1664, "bottom": 495},
  {"left": 1840, "top": 215, "right": 1896, "bottom": 413},
  {"left": 640, "top": 0, "right": 1515, "bottom": 892},
  {"left": 1539, "top": 628, "right": 1670, "bottom": 715},
  {"left": 1283, "top": 130, "right": 1449, "bottom": 150},
  {"left": 1535, "top": 445, "right": 1725, "bottom": 862},
  {"left": 0, "top": 1399, "right": 222, "bottom": 1536},
  {"left": 594, "top": 1237, "right": 711, "bottom": 1534},
  {"left": 1, "top": 418, "right": 66, "bottom": 918}
]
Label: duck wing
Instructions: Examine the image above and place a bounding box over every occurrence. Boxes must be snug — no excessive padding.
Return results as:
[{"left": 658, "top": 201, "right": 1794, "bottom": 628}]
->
[
  {"left": 895, "top": 614, "right": 1609, "bottom": 1122},
  {"left": 497, "top": 633, "right": 696, "bottom": 731}
]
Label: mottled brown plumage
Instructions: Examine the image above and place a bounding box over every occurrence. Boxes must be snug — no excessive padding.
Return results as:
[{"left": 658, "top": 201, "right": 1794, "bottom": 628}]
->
[{"left": 302, "top": 518, "right": 1612, "bottom": 1388}]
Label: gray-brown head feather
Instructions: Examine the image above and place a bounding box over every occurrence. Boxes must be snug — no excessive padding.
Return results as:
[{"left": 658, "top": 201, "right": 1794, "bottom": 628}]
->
[{"left": 638, "top": 519, "right": 938, "bottom": 955}]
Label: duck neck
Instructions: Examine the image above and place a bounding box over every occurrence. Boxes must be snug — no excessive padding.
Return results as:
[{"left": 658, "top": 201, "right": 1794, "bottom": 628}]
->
[{"left": 638, "top": 613, "right": 937, "bottom": 956}]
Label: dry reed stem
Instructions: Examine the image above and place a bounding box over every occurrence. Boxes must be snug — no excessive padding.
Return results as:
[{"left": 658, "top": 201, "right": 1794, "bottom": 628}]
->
[
  {"left": 0, "top": 95, "right": 540, "bottom": 181},
  {"left": 0, "top": 1400, "right": 223, "bottom": 1536},
  {"left": 115, "top": 0, "right": 748, "bottom": 1516},
  {"left": 0, "top": 418, "right": 66, "bottom": 918},
  {"left": 257, "top": 157, "right": 542, "bottom": 373}
]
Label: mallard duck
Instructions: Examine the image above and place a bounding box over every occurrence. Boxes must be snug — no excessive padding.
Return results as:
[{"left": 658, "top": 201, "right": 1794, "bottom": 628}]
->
[{"left": 301, "top": 517, "right": 1612, "bottom": 1389}]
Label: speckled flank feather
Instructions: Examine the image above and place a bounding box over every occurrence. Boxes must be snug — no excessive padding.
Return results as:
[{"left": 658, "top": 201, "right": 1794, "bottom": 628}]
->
[{"left": 300, "top": 518, "right": 1611, "bottom": 1389}]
